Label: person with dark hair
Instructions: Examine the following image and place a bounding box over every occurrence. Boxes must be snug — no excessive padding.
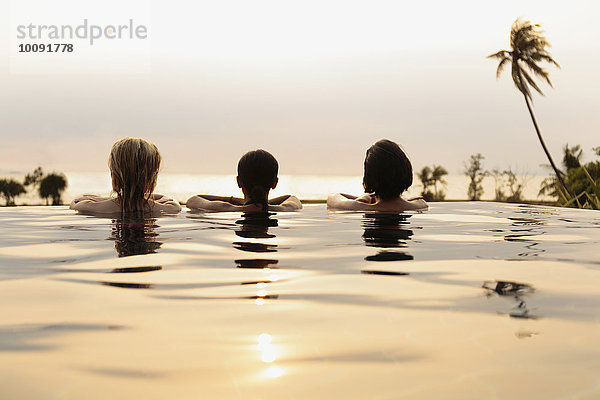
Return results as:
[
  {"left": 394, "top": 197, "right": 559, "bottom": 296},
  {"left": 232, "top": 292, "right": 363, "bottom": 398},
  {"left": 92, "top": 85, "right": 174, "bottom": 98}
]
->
[
  {"left": 327, "top": 139, "right": 428, "bottom": 212},
  {"left": 186, "top": 149, "right": 302, "bottom": 212}
]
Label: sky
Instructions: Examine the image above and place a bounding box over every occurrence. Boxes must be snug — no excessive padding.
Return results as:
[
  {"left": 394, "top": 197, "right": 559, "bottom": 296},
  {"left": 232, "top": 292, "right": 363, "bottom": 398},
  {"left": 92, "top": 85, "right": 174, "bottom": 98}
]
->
[{"left": 1, "top": 0, "right": 599, "bottom": 177}]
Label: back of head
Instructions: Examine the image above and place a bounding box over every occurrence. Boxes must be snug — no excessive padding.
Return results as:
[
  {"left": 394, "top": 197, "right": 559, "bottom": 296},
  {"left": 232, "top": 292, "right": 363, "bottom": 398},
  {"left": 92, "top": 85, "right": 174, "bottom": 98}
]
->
[
  {"left": 237, "top": 149, "right": 278, "bottom": 212},
  {"left": 109, "top": 138, "right": 161, "bottom": 214},
  {"left": 363, "top": 139, "right": 413, "bottom": 200}
]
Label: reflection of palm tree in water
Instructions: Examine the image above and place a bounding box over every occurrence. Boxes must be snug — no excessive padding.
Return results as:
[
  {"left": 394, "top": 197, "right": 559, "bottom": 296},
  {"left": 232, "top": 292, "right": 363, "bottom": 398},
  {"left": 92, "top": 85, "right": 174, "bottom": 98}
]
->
[
  {"left": 483, "top": 280, "right": 538, "bottom": 319},
  {"left": 110, "top": 218, "right": 162, "bottom": 257},
  {"left": 362, "top": 213, "right": 414, "bottom": 261},
  {"left": 233, "top": 212, "right": 279, "bottom": 267}
]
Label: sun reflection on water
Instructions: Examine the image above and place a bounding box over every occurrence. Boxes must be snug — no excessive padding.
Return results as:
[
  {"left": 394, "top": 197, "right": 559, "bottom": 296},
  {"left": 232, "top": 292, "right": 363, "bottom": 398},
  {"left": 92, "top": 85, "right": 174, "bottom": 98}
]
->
[
  {"left": 256, "top": 334, "right": 284, "bottom": 378},
  {"left": 264, "top": 366, "right": 284, "bottom": 378}
]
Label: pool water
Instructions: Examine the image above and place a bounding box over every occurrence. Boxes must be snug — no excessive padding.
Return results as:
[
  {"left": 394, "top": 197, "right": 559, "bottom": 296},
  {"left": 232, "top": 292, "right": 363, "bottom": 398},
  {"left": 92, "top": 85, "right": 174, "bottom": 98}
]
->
[{"left": 0, "top": 203, "right": 599, "bottom": 399}]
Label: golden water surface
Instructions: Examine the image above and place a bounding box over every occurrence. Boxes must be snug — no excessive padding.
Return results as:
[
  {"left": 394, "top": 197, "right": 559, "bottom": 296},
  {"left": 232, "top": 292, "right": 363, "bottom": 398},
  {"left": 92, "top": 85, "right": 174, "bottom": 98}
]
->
[{"left": 0, "top": 203, "right": 599, "bottom": 399}]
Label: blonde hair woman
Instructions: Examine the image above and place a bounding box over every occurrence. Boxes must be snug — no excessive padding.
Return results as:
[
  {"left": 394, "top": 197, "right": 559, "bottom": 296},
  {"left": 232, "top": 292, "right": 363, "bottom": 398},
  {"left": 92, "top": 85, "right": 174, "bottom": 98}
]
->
[{"left": 70, "top": 138, "right": 181, "bottom": 215}]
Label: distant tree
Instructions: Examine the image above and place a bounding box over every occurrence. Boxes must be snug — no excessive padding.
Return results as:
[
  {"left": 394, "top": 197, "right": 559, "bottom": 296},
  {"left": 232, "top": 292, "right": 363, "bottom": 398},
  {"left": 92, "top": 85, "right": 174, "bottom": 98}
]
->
[
  {"left": 562, "top": 144, "right": 582, "bottom": 171},
  {"left": 39, "top": 173, "right": 68, "bottom": 205},
  {"left": 540, "top": 144, "right": 600, "bottom": 209},
  {"left": 24, "top": 166, "right": 44, "bottom": 187},
  {"left": 490, "top": 169, "right": 507, "bottom": 201},
  {"left": 504, "top": 169, "right": 525, "bottom": 202},
  {"left": 417, "top": 166, "right": 434, "bottom": 201},
  {"left": 538, "top": 161, "right": 560, "bottom": 200},
  {"left": 0, "top": 178, "right": 26, "bottom": 206},
  {"left": 488, "top": 19, "right": 567, "bottom": 197},
  {"left": 418, "top": 165, "right": 448, "bottom": 201},
  {"left": 431, "top": 165, "right": 448, "bottom": 201},
  {"left": 464, "top": 154, "right": 487, "bottom": 201}
]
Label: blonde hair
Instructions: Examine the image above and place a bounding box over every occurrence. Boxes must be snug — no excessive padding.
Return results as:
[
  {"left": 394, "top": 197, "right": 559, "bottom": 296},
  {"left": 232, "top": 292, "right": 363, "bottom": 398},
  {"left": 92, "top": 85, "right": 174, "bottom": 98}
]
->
[{"left": 109, "top": 138, "right": 161, "bottom": 214}]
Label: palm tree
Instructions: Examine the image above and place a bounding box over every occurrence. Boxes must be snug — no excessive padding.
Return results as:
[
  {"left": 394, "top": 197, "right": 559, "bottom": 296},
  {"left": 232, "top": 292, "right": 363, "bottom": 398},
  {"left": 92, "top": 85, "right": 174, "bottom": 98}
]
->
[
  {"left": 417, "top": 166, "right": 434, "bottom": 201},
  {"left": 431, "top": 165, "right": 448, "bottom": 200},
  {"left": 488, "top": 18, "right": 567, "bottom": 196},
  {"left": 562, "top": 144, "right": 582, "bottom": 171}
]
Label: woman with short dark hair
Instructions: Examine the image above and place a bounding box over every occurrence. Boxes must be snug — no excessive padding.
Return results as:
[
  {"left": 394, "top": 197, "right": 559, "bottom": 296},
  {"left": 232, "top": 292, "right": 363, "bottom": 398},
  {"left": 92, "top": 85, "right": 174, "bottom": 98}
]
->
[{"left": 327, "top": 139, "right": 427, "bottom": 212}]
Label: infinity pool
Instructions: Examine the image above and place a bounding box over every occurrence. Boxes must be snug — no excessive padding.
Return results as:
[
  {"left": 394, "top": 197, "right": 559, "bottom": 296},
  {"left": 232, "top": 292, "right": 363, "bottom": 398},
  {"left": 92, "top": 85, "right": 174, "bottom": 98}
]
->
[{"left": 0, "top": 203, "right": 599, "bottom": 399}]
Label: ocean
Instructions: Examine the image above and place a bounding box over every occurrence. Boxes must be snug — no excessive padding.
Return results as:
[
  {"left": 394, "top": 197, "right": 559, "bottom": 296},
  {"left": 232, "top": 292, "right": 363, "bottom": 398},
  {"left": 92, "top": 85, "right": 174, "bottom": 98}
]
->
[{"left": 3, "top": 172, "right": 553, "bottom": 205}]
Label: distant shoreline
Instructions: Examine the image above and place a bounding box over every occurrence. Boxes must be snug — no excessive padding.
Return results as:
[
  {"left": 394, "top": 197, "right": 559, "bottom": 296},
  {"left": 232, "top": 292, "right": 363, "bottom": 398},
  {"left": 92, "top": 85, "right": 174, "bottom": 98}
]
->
[{"left": 1, "top": 198, "right": 560, "bottom": 207}]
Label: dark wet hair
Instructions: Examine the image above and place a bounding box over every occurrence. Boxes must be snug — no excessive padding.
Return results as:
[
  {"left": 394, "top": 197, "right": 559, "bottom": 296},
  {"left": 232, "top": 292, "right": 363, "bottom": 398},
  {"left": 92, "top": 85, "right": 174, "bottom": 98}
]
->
[
  {"left": 237, "top": 149, "right": 278, "bottom": 212},
  {"left": 363, "top": 139, "right": 413, "bottom": 200}
]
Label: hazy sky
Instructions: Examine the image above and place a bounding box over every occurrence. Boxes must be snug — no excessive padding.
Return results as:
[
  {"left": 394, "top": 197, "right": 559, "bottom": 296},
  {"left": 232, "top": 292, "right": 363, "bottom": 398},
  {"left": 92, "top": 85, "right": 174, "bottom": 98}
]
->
[{"left": 1, "top": 0, "right": 599, "bottom": 176}]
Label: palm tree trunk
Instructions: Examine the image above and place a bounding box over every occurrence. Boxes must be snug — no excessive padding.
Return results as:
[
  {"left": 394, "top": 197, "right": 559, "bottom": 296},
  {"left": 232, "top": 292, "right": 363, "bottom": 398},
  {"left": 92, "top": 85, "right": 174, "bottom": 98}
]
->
[{"left": 522, "top": 93, "right": 570, "bottom": 196}]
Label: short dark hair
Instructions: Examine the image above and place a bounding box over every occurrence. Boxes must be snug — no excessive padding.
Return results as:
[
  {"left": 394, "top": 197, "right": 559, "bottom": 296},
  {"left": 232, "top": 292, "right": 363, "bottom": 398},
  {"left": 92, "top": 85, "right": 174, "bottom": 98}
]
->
[
  {"left": 237, "top": 149, "right": 278, "bottom": 211},
  {"left": 363, "top": 139, "right": 413, "bottom": 200}
]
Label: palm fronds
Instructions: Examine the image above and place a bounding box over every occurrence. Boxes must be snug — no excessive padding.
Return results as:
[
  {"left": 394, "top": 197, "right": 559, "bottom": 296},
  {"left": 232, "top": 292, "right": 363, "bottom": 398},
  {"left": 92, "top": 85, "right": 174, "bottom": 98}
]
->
[{"left": 488, "top": 18, "right": 560, "bottom": 101}]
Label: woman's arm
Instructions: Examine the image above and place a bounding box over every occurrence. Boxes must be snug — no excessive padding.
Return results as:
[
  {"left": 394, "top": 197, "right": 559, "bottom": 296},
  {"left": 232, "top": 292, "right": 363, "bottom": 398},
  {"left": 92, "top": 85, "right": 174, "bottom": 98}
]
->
[
  {"left": 191, "top": 194, "right": 245, "bottom": 205},
  {"left": 268, "top": 195, "right": 290, "bottom": 205},
  {"left": 327, "top": 193, "right": 372, "bottom": 211},
  {"left": 186, "top": 195, "right": 249, "bottom": 212},
  {"left": 70, "top": 195, "right": 120, "bottom": 213},
  {"left": 327, "top": 193, "right": 428, "bottom": 212},
  {"left": 151, "top": 194, "right": 182, "bottom": 213},
  {"left": 187, "top": 194, "right": 302, "bottom": 212},
  {"left": 402, "top": 198, "right": 428, "bottom": 211},
  {"left": 269, "top": 195, "right": 302, "bottom": 211}
]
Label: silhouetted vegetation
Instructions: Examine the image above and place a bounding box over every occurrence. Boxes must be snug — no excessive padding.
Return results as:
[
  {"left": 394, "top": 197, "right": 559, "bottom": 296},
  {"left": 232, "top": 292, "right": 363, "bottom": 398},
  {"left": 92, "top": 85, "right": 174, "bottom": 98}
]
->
[
  {"left": 540, "top": 144, "right": 600, "bottom": 209},
  {"left": 417, "top": 165, "right": 448, "bottom": 201},
  {"left": 491, "top": 168, "right": 525, "bottom": 203},
  {"left": 489, "top": 19, "right": 566, "bottom": 198},
  {"left": 39, "top": 173, "right": 68, "bottom": 205},
  {"left": 0, "top": 179, "right": 26, "bottom": 206},
  {"left": 562, "top": 144, "right": 582, "bottom": 170},
  {"left": 25, "top": 167, "right": 68, "bottom": 205},
  {"left": 483, "top": 280, "right": 538, "bottom": 319},
  {"left": 464, "top": 154, "right": 486, "bottom": 200},
  {"left": 0, "top": 167, "right": 68, "bottom": 206},
  {"left": 24, "top": 167, "right": 43, "bottom": 187}
]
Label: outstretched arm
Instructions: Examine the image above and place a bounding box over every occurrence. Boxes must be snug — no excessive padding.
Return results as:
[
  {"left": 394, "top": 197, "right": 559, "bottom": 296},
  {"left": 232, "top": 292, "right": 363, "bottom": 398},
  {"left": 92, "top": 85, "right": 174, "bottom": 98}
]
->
[
  {"left": 403, "top": 198, "right": 428, "bottom": 210},
  {"left": 70, "top": 195, "right": 120, "bottom": 213},
  {"left": 190, "top": 194, "right": 246, "bottom": 205},
  {"left": 186, "top": 194, "right": 302, "bottom": 212},
  {"left": 327, "top": 193, "right": 428, "bottom": 212},
  {"left": 327, "top": 193, "right": 371, "bottom": 211},
  {"left": 269, "top": 195, "right": 302, "bottom": 211},
  {"left": 186, "top": 195, "right": 251, "bottom": 212}
]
